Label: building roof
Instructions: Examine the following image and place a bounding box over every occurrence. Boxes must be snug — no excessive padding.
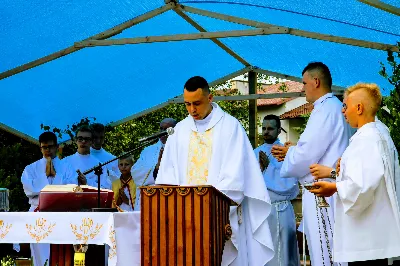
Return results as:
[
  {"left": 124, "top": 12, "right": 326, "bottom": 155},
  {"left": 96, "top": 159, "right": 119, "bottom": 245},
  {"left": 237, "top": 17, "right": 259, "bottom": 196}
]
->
[
  {"left": 280, "top": 103, "right": 314, "bottom": 119},
  {"left": 257, "top": 81, "right": 303, "bottom": 107}
]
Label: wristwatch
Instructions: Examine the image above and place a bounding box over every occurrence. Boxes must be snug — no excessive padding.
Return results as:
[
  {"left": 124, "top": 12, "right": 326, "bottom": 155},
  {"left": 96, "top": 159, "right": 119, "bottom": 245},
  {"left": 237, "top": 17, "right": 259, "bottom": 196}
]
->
[{"left": 330, "top": 169, "right": 336, "bottom": 179}]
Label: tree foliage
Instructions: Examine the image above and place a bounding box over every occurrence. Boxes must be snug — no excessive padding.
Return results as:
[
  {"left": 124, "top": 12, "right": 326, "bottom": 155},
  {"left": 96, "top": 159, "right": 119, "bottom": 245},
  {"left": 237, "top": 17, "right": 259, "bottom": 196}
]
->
[
  {"left": 0, "top": 131, "right": 41, "bottom": 211},
  {"left": 377, "top": 42, "right": 400, "bottom": 153}
]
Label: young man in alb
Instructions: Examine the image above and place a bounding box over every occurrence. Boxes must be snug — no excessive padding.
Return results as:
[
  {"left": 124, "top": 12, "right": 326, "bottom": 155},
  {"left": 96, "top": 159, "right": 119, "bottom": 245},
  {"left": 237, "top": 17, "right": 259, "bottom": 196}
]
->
[{"left": 310, "top": 83, "right": 400, "bottom": 265}]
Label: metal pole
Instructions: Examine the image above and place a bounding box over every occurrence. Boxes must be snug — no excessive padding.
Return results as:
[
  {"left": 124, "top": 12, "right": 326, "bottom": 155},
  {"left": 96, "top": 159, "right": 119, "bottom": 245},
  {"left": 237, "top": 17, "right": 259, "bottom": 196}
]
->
[{"left": 248, "top": 71, "right": 257, "bottom": 148}]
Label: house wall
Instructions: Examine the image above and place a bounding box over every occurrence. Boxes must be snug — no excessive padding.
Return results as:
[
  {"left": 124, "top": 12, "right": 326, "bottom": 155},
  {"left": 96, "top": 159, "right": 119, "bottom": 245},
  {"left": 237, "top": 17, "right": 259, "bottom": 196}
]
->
[
  {"left": 229, "top": 80, "right": 308, "bottom": 144},
  {"left": 231, "top": 80, "right": 249, "bottom": 94}
]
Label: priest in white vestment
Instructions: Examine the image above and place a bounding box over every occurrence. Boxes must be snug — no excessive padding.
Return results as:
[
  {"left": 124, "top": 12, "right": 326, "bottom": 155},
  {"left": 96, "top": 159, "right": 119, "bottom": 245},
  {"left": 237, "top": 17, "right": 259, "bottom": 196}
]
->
[
  {"left": 62, "top": 125, "right": 111, "bottom": 189},
  {"left": 21, "top": 132, "right": 75, "bottom": 266},
  {"left": 90, "top": 123, "right": 120, "bottom": 182},
  {"left": 272, "top": 62, "right": 352, "bottom": 266},
  {"left": 156, "top": 76, "right": 274, "bottom": 265},
  {"left": 310, "top": 83, "right": 400, "bottom": 265},
  {"left": 130, "top": 118, "right": 177, "bottom": 210},
  {"left": 254, "top": 115, "right": 300, "bottom": 266}
]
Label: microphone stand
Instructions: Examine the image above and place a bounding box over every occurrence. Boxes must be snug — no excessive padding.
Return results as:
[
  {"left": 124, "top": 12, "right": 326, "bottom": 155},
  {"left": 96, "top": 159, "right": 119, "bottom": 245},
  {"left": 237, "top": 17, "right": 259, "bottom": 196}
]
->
[{"left": 76, "top": 138, "right": 158, "bottom": 209}]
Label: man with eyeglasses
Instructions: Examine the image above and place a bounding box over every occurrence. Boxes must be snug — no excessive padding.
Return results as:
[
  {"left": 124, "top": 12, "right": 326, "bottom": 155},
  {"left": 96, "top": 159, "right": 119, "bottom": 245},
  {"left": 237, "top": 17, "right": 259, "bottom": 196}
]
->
[
  {"left": 21, "top": 131, "right": 75, "bottom": 266},
  {"left": 62, "top": 125, "right": 111, "bottom": 189},
  {"left": 90, "top": 123, "right": 120, "bottom": 182}
]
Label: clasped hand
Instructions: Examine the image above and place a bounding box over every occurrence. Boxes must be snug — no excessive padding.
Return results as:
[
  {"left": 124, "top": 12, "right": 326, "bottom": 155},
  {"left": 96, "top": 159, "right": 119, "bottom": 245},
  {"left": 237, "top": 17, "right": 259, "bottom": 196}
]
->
[{"left": 271, "top": 141, "right": 293, "bottom": 162}]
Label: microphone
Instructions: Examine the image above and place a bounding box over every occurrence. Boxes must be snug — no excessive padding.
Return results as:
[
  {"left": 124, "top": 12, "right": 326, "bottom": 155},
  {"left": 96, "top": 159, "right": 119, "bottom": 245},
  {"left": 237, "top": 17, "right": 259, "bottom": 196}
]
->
[{"left": 139, "top": 127, "right": 175, "bottom": 142}]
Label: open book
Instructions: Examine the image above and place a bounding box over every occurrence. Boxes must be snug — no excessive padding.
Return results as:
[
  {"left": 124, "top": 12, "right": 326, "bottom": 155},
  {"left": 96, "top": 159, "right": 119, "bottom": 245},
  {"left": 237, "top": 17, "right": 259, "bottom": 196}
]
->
[
  {"left": 41, "top": 184, "right": 112, "bottom": 193},
  {"left": 39, "top": 185, "right": 114, "bottom": 212}
]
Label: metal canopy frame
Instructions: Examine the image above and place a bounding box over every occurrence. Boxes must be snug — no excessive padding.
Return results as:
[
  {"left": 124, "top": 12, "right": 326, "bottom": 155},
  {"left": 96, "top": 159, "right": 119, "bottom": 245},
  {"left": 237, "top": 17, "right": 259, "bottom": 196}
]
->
[
  {"left": 1, "top": 0, "right": 397, "bottom": 144},
  {"left": 358, "top": 0, "right": 400, "bottom": 16}
]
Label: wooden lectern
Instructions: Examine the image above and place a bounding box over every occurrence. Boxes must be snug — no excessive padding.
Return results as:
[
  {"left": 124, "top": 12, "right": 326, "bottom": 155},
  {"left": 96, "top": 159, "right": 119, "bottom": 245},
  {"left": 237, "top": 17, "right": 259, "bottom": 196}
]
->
[{"left": 140, "top": 185, "right": 235, "bottom": 266}]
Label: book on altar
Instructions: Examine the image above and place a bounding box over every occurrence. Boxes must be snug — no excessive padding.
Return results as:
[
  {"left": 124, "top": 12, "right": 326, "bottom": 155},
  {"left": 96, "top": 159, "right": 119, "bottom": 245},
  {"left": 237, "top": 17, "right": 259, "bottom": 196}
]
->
[{"left": 39, "top": 185, "right": 114, "bottom": 212}]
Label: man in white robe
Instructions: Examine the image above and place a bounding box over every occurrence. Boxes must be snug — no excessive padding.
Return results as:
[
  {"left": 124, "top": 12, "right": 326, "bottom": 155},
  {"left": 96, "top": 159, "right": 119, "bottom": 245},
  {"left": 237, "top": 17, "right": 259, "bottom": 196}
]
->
[
  {"left": 156, "top": 76, "right": 274, "bottom": 265},
  {"left": 310, "top": 117, "right": 400, "bottom": 205},
  {"left": 131, "top": 118, "right": 177, "bottom": 210},
  {"left": 90, "top": 123, "right": 120, "bottom": 182},
  {"left": 272, "top": 62, "right": 352, "bottom": 266},
  {"left": 63, "top": 125, "right": 111, "bottom": 189},
  {"left": 21, "top": 131, "right": 75, "bottom": 266},
  {"left": 254, "top": 115, "right": 300, "bottom": 266},
  {"left": 310, "top": 83, "right": 400, "bottom": 265}
]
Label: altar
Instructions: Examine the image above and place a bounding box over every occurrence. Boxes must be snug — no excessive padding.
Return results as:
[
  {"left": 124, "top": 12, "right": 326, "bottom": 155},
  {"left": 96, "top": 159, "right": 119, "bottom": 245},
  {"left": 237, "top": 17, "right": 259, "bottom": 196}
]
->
[{"left": 0, "top": 211, "right": 141, "bottom": 266}]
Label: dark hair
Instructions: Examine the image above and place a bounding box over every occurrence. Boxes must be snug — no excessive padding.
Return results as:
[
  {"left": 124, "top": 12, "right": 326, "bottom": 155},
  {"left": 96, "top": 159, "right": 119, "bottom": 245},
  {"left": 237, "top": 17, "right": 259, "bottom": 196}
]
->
[
  {"left": 302, "top": 62, "right": 332, "bottom": 88},
  {"left": 184, "top": 76, "right": 210, "bottom": 94},
  {"left": 39, "top": 131, "right": 57, "bottom": 144},
  {"left": 75, "top": 125, "right": 93, "bottom": 137},
  {"left": 91, "top": 123, "right": 105, "bottom": 133},
  {"left": 263, "top": 115, "right": 281, "bottom": 129}
]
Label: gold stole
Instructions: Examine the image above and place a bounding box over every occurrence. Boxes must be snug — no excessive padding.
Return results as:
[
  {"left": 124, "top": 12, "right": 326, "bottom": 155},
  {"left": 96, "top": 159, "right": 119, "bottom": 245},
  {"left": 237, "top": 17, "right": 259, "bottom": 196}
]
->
[{"left": 186, "top": 129, "right": 214, "bottom": 185}]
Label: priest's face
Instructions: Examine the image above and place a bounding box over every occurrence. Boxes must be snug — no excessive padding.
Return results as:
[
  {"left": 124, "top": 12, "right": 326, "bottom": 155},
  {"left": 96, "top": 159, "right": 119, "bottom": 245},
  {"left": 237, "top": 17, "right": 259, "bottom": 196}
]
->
[
  {"left": 262, "top": 119, "right": 280, "bottom": 144},
  {"left": 92, "top": 131, "right": 105, "bottom": 150},
  {"left": 40, "top": 141, "right": 58, "bottom": 159},
  {"left": 183, "top": 88, "right": 213, "bottom": 120},
  {"left": 76, "top": 131, "right": 92, "bottom": 155},
  {"left": 342, "top": 95, "right": 359, "bottom": 128},
  {"left": 302, "top": 71, "right": 318, "bottom": 103}
]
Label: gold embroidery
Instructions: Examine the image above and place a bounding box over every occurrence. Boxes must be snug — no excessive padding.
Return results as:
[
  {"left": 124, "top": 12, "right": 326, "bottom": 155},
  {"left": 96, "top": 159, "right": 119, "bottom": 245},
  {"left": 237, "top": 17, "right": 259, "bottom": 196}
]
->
[
  {"left": 26, "top": 218, "right": 56, "bottom": 242},
  {"left": 70, "top": 218, "right": 103, "bottom": 244},
  {"left": 187, "top": 130, "right": 213, "bottom": 185},
  {"left": 0, "top": 220, "right": 12, "bottom": 239},
  {"left": 108, "top": 226, "right": 117, "bottom": 259}
]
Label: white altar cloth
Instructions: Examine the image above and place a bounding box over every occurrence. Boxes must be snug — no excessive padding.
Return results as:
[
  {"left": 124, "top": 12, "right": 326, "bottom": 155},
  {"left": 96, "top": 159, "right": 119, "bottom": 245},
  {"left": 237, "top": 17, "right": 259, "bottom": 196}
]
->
[{"left": 0, "top": 211, "right": 141, "bottom": 266}]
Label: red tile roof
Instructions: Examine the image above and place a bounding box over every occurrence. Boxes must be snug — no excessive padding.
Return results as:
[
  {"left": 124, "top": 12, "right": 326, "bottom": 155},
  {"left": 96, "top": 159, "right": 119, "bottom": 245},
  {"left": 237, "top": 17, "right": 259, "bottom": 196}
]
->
[
  {"left": 257, "top": 81, "right": 303, "bottom": 106},
  {"left": 280, "top": 103, "right": 314, "bottom": 119}
]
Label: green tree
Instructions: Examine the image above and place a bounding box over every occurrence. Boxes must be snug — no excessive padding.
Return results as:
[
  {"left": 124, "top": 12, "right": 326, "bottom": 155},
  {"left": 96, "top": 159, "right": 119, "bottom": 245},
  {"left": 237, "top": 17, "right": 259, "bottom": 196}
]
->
[
  {"left": 377, "top": 42, "right": 400, "bottom": 153},
  {"left": 0, "top": 131, "right": 41, "bottom": 211}
]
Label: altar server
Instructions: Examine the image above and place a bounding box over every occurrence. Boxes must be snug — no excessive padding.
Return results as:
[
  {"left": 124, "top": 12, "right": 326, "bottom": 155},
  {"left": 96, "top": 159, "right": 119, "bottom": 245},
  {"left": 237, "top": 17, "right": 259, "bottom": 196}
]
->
[
  {"left": 21, "top": 131, "right": 75, "bottom": 266},
  {"left": 130, "top": 118, "right": 177, "bottom": 210},
  {"left": 62, "top": 125, "right": 111, "bottom": 189},
  {"left": 90, "top": 123, "right": 120, "bottom": 181},
  {"left": 112, "top": 155, "right": 136, "bottom": 211},
  {"left": 271, "top": 62, "right": 352, "bottom": 266},
  {"left": 310, "top": 83, "right": 400, "bottom": 265},
  {"left": 254, "top": 115, "right": 300, "bottom": 266}
]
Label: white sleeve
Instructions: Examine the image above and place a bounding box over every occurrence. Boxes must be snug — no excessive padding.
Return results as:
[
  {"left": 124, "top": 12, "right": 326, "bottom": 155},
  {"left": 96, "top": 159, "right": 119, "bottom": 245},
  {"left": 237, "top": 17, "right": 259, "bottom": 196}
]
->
[
  {"left": 336, "top": 139, "right": 384, "bottom": 216},
  {"left": 280, "top": 110, "right": 333, "bottom": 182},
  {"left": 61, "top": 162, "right": 78, "bottom": 185},
  {"left": 21, "top": 165, "right": 48, "bottom": 197}
]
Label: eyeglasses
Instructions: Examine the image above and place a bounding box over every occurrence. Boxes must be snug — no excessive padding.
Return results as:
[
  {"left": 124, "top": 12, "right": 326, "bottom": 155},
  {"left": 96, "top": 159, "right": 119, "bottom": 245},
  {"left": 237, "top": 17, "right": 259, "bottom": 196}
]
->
[
  {"left": 76, "top": 137, "right": 92, "bottom": 142},
  {"left": 40, "top": 145, "right": 56, "bottom": 150}
]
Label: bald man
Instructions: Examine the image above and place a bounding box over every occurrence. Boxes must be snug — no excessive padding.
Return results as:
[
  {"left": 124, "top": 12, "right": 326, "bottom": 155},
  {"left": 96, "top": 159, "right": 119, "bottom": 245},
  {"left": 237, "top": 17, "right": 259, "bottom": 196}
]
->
[
  {"left": 310, "top": 83, "right": 400, "bottom": 265},
  {"left": 130, "top": 118, "right": 177, "bottom": 210}
]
